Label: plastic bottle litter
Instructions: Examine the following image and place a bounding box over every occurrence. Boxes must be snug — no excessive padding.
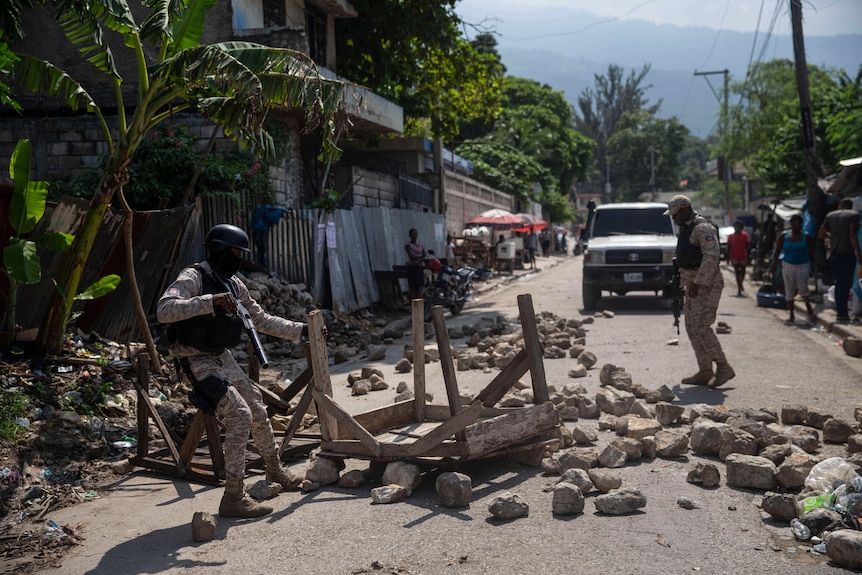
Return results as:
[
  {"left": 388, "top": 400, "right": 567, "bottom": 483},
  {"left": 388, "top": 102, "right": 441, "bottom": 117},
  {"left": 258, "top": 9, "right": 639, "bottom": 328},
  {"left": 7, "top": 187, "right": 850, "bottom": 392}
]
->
[
  {"left": 15, "top": 417, "right": 30, "bottom": 428},
  {"left": 41, "top": 519, "right": 65, "bottom": 543},
  {"left": 812, "top": 542, "right": 827, "bottom": 554},
  {"left": 790, "top": 518, "right": 811, "bottom": 541}
]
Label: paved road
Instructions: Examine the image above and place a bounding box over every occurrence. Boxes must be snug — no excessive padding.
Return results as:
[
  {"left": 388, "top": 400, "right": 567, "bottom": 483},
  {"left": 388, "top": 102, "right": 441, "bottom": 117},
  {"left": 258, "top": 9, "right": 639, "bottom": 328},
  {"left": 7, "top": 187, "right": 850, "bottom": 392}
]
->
[{"left": 43, "top": 256, "right": 859, "bottom": 575}]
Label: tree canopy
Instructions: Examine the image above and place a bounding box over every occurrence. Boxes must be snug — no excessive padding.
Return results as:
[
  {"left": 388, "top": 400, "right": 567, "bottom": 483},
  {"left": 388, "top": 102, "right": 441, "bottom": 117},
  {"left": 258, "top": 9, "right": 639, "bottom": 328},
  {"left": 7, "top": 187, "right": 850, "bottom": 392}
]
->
[
  {"left": 606, "top": 109, "right": 689, "bottom": 202},
  {"left": 456, "top": 76, "right": 593, "bottom": 220},
  {"left": 720, "top": 59, "right": 862, "bottom": 197},
  {"left": 335, "top": 0, "right": 503, "bottom": 141},
  {"left": 575, "top": 64, "right": 661, "bottom": 200}
]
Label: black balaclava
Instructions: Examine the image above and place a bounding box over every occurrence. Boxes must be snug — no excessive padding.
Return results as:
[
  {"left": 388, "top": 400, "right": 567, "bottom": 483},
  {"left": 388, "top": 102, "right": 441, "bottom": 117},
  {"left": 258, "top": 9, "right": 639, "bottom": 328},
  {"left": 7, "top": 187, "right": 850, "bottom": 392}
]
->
[{"left": 208, "top": 249, "right": 242, "bottom": 277}]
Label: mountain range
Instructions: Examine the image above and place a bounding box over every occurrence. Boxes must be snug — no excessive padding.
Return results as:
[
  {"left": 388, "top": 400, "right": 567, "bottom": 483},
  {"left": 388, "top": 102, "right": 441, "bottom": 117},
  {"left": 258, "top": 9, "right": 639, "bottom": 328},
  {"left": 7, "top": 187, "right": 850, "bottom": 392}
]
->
[{"left": 475, "top": 10, "right": 862, "bottom": 138}]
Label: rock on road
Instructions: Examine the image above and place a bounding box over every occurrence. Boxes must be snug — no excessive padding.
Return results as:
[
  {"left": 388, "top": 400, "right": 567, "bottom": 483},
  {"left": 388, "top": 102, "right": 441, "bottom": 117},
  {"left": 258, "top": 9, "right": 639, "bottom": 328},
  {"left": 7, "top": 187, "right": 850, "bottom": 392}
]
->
[{"left": 43, "top": 256, "right": 859, "bottom": 575}]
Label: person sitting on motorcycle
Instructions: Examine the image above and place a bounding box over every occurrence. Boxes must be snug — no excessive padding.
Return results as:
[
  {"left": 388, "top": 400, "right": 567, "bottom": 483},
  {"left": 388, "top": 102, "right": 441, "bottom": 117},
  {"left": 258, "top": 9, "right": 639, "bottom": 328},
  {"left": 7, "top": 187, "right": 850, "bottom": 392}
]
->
[{"left": 405, "top": 228, "right": 427, "bottom": 300}]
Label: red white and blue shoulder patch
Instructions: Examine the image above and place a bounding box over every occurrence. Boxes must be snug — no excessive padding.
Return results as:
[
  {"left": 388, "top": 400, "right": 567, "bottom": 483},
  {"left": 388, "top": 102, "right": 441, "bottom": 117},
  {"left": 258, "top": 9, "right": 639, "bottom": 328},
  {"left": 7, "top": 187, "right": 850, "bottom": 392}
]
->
[
  {"left": 166, "top": 287, "right": 182, "bottom": 297},
  {"left": 704, "top": 234, "right": 716, "bottom": 241}
]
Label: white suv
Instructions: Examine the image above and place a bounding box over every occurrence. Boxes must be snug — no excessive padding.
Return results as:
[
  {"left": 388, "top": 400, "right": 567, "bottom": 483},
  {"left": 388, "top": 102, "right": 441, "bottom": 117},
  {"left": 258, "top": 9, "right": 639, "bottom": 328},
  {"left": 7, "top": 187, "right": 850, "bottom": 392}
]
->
[{"left": 581, "top": 202, "right": 678, "bottom": 310}]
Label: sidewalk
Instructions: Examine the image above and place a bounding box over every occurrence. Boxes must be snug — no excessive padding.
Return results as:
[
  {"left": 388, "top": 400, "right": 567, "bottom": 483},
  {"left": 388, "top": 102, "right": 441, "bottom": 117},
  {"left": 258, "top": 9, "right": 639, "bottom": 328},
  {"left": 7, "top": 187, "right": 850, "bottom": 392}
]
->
[
  {"left": 735, "top": 264, "right": 862, "bottom": 343},
  {"left": 473, "top": 254, "right": 568, "bottom": 296}
]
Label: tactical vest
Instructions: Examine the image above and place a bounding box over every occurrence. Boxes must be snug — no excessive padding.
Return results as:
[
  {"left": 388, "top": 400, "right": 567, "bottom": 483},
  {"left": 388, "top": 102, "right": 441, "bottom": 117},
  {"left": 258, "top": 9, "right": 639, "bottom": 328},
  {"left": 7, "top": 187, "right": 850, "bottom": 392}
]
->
[
  {"left": 171, "top": 265, "right": 243, "bottom": 353},
  {"left": 676, "top": 215, "right": 717, "bottom": 270}
]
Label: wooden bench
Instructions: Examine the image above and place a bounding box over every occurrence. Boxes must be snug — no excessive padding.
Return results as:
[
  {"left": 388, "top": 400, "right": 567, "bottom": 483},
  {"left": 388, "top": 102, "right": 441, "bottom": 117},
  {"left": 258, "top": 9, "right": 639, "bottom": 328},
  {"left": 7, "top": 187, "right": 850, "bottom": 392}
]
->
[{"left": 373, "top": 266, "right": 410, "bottom": 306}]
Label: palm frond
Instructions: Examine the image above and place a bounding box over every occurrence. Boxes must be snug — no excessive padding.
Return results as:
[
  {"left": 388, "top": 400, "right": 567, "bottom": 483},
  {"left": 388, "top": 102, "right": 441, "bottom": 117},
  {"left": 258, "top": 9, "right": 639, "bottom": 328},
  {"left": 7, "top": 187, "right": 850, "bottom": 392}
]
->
[
  {"left": 169, "top": 0, "right": 219, "bottom": 55},
  {"left": 138, "top": 0, "right": 172, "bottom": 47},
  {"left": 152, "top": 44, "right": 263, "bottom": 107},
  {"left": 52, "top": 0, "right": 140, "bottom": 79},
  {"left": 13, "top": 55, "right": 101, "bottom": 115}
]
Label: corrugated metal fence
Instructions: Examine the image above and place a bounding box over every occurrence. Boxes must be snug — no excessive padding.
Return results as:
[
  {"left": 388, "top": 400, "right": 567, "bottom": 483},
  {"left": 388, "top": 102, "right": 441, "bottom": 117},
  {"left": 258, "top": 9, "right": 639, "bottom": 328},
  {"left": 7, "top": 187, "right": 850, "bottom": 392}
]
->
[{"left": 13, "top": 196, "right": 444, "bottom": 340}]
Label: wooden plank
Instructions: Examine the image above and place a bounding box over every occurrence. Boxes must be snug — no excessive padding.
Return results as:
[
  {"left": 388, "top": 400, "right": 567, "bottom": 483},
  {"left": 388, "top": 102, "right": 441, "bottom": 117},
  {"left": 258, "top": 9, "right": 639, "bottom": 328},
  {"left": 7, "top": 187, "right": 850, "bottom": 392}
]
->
[
  {"left": 352, "top": 400, "right": 415, "bottom": 434},
  {"left": 412, "top": 298, "right": 426, "bottom": 422},
  {"left": 308, "top": 309, "right": 338, "bottom": 441},
  {"left": 281, "top": 366, "right": 311, "bottom": 403},
  {"left": 474, "top": 348, "right": 530, "bottom": 407},
  {"left": 320, "top": 439, "right": 468, "bottom": 459},
  {"left": 312, "top": 388, "right": 382, "bottom": 457},
  {"left": 425, "top": 404, "right": 526, "bottom": 420},
  {"left": 463, "top": 402, "right": 558, "bottom": 457},
  {"left": 518, "top": 294, "right": 549, "bottom": 403},
  {"left": 179, "top": 411, "right": 207, "bottom": 467},
  {"left": 204, "top": 414, "right": 225, "bottom": 478},
  {"left": 132, "top": 354, "right": 185, "bottom": 474},
  {"left": 129, "top": 457, "right": 222, "bottom": 485},
  {"left": 278, "top": 382, "right": 315, "bottom": 455},
  {"left": 406, "top": 401, "right": 483, "bottom": 457},
  {"left": 389, "top": 422, "right": 441, "bottom": 436},
  {"left": 431, "top": 306, "right": 460, "bottom": 417}
]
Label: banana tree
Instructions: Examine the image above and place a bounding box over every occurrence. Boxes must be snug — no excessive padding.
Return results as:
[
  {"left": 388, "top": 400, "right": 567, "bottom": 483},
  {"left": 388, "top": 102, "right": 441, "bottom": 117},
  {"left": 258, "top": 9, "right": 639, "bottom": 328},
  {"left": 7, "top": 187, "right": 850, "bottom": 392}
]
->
[
  {"left": 3, "top": 139, "right": 119, "bottom": 343},
  {"left": 11, "top": 0, "right": 347, "bottom": 354}
]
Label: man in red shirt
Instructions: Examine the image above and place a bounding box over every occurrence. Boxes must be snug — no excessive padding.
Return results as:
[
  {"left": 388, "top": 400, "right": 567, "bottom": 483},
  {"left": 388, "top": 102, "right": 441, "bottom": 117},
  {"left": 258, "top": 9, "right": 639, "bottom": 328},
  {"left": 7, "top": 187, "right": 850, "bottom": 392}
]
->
[{"left": 726, "top": 220, "right": 751, "bottom": 296}]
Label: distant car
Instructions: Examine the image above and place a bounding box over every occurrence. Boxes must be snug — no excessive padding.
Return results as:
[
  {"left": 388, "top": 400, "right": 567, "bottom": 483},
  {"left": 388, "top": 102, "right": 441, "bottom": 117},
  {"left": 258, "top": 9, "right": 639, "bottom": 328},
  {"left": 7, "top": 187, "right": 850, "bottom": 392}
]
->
[
  {"left": 718, "top": 226, "right": 734, "bottom": 260},
  {"left": 580, "top": 202, "right": 678, "bottom": 310}
]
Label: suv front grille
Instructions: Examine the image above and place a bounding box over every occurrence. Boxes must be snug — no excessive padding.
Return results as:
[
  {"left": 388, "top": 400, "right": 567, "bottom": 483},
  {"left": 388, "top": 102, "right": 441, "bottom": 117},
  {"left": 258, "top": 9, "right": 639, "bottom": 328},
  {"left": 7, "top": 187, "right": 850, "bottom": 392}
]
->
[{"left": 605, "top": 249, "right": 663, "bottom": 265}]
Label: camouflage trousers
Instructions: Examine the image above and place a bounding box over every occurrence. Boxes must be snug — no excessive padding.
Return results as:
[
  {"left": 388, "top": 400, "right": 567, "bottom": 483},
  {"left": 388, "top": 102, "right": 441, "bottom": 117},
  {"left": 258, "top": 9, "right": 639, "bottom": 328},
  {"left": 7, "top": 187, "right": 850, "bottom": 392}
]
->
[
  {"left": 684, "top": 280, "right": 727, "bottom": 371},
  {"left": 184, "top": 351, "right": 278, "bottom": 484}
]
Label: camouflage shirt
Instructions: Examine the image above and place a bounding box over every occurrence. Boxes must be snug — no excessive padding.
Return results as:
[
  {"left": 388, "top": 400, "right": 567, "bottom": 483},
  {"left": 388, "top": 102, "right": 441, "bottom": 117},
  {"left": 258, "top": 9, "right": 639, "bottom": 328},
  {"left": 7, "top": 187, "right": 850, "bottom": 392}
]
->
[{"left": 157, "top": 261, "right": 304, "bottom": 357}]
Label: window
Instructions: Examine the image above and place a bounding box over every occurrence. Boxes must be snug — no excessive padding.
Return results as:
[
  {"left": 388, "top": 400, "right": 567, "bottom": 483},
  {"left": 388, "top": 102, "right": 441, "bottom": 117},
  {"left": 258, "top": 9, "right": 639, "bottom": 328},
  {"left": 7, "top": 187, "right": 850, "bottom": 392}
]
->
[{"left": 306, "top": 4, "right": 326, "bottom": 66}]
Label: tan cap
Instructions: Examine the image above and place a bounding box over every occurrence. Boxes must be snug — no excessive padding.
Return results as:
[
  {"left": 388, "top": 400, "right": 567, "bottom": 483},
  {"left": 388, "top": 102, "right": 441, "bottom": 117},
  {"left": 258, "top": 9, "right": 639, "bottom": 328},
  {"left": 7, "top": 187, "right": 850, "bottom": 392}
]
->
[{"left": 663, "top": 195, "right": 692, "bottom": 216}]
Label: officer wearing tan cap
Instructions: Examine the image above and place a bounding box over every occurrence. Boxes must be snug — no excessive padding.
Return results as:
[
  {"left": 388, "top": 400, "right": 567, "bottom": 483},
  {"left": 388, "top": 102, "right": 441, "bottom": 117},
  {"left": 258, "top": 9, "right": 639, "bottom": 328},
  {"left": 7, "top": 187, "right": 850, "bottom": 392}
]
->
[{"left": 666, "top": 195, "right": 736, "bottom": 388}]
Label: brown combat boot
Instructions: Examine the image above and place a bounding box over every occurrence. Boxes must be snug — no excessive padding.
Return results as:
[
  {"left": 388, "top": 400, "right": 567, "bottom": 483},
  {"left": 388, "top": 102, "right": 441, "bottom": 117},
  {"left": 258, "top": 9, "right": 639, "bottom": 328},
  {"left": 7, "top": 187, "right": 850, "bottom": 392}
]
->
[
  {"left": 708, "top": 363, "right": 736, "bottom": 388},
  {"left": 218, "top": 480, "right": 272, "bottom": 518},
  {"left": 264, "top": 455, "right": 302, "bottom": 490},
  {"left": 680, "top": 369, "right": 714, "bottom": 386}
]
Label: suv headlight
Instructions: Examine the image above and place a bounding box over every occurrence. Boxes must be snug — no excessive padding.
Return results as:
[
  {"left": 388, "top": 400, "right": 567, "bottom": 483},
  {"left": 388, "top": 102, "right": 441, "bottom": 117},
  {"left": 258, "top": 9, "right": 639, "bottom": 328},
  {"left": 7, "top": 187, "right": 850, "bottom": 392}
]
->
[
  {"left": 662, "top": 250, "right": 676, "bottom": 264},
  {"left": 584, "top": 250, "right": 605, "bottom": 264}
]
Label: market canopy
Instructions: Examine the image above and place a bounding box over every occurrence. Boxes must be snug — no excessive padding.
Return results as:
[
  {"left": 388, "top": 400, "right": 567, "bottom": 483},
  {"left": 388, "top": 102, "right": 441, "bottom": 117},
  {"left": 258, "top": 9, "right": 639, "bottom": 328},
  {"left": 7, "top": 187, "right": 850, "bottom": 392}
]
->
[
  {"left": 465, "top": 209, "right": 523, "bottom": 228},
  {"left": 510, "top": 213, "right": 548, "bottom": 232}
]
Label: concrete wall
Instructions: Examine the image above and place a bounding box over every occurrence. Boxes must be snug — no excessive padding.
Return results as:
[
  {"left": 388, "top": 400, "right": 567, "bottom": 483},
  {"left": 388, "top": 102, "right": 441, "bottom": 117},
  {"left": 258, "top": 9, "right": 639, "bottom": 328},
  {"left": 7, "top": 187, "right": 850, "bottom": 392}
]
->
[
  {"left": 338, "top": 166, "right": 399, "bottom": 208},
  {"left": 444, "top": 172, "right": 514, "bottom": 237},
  {"left": 0, "top": 114, "right": 307, "bottom": 208}
]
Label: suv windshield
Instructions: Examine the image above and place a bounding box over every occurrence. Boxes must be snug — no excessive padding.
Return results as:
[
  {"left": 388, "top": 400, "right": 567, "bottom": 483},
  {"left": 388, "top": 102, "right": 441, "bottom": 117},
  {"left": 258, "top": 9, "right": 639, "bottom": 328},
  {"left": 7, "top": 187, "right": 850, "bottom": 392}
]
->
[{"left": 591, "top": 208, "right": 675, "bottom": 237}]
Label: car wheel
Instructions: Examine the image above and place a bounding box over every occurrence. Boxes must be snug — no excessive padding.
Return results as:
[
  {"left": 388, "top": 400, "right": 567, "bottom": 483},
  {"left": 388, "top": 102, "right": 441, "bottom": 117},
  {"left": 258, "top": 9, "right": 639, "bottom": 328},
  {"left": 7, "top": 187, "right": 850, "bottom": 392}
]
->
[{"left": 583, "top": 282, "right": 600, "bottom": 311}]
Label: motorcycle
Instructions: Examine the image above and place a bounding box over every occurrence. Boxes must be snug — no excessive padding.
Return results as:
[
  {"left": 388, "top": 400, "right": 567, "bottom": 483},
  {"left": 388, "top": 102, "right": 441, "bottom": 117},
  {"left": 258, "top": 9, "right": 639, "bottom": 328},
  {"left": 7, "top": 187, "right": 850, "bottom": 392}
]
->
[{"left": 423, "top": 255, "right": 476, "bottom": 322}]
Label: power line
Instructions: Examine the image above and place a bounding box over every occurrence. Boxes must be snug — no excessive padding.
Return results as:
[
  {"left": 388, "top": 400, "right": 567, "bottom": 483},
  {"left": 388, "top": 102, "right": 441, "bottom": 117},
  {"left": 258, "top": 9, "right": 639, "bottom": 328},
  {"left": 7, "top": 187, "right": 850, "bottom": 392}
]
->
[
  {"left": 698, "top": 0, "right": 731, "bottom": 70},
  {"left": 502, "top": 0, "right": 658, "bottom": 42}
]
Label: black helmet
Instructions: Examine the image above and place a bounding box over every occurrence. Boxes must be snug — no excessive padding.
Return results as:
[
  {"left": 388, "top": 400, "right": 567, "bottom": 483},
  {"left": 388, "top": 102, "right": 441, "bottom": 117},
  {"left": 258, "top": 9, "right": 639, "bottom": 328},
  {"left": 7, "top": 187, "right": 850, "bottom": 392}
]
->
[{"left": 205, "top": 224, "right": 251, "bottom": 253}]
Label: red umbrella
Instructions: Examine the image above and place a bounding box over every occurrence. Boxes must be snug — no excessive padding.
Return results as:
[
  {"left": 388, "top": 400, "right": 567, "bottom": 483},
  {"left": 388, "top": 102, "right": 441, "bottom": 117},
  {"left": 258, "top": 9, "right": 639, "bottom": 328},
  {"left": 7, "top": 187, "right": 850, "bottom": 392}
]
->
[
  {"left": 466, "top": 209, "right": 523, "bottom": 228},
  {"left": 512, "top": 213, "right": 547, "bottom": 231}
]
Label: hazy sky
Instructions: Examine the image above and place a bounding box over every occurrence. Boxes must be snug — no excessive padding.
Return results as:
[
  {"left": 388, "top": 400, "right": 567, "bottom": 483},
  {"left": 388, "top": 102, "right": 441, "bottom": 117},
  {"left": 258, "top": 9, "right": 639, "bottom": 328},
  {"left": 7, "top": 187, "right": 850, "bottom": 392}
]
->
[{"left": 457, "top": 0, "right": 862, "bottom": 37}]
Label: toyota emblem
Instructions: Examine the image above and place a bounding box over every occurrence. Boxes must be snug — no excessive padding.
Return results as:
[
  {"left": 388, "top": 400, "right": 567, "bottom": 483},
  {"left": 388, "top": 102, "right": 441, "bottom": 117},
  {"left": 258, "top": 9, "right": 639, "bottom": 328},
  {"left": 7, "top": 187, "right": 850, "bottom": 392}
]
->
[{"left": 628, "top": 253, "right": 640, "bottom": 262}]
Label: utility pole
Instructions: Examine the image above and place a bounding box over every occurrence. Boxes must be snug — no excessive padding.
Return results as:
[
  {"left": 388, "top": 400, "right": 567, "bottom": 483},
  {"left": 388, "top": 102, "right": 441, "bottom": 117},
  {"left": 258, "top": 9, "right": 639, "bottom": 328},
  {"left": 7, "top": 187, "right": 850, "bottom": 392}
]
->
[
  {"left": 695, "top": 69, "right": 730, "bottom": 217},
  {"left": 790, "top": 0, "right": 825, "bottom": 228}
]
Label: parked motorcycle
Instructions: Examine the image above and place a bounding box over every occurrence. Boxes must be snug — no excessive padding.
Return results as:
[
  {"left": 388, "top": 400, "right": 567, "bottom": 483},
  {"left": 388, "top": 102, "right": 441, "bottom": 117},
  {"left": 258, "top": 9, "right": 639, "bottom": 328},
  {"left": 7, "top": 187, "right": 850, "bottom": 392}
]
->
[{"left": 423, "top": 255, "right": 476, "bottom": 322}]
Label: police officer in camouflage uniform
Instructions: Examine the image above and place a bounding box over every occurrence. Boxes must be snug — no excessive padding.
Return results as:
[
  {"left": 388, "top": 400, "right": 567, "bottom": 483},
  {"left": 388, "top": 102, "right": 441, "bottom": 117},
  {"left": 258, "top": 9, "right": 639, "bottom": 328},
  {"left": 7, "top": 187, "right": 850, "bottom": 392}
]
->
[
  {"left": 666, "top": 195, "right": 735, "bottom": 389},
  {"left": 157, "top": 224, "right": 322, "bottom": 518}
]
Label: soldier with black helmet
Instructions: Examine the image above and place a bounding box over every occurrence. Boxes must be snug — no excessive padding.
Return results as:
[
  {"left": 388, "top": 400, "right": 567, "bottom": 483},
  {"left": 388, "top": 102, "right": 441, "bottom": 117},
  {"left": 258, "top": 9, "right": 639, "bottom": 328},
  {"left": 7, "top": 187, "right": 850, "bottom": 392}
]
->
[{"left": 157, "top": 224, "right": 324, "bottom": 518}]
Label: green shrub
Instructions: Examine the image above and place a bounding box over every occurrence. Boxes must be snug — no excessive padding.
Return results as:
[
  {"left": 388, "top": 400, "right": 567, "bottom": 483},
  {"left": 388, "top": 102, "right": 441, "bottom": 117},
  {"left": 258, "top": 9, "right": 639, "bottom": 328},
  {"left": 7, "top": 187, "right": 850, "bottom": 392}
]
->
[{"left": 0, "top": 389, "right": 29, "bottom": 441}]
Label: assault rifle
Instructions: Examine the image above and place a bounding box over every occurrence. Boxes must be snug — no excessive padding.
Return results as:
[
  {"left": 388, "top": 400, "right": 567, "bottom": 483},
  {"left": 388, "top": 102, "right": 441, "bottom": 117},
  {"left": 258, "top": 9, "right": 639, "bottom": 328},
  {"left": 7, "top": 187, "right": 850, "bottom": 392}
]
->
[
  {"left": 669, "top": 258, "right": 683, "bottom": 335},
  {"left": 212, "top": 271, "right": 270, "bottom": 368}
]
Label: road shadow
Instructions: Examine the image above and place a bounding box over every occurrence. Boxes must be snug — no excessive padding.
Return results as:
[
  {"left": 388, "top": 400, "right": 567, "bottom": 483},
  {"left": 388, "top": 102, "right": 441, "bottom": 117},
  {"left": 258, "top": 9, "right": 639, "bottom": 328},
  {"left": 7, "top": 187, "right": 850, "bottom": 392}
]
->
[
  {"left": 583, "top": 294, "right": 673, "bottom": 317},
  {"left": 79, "top": 522, "right": 231, "bottom": 575}
]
